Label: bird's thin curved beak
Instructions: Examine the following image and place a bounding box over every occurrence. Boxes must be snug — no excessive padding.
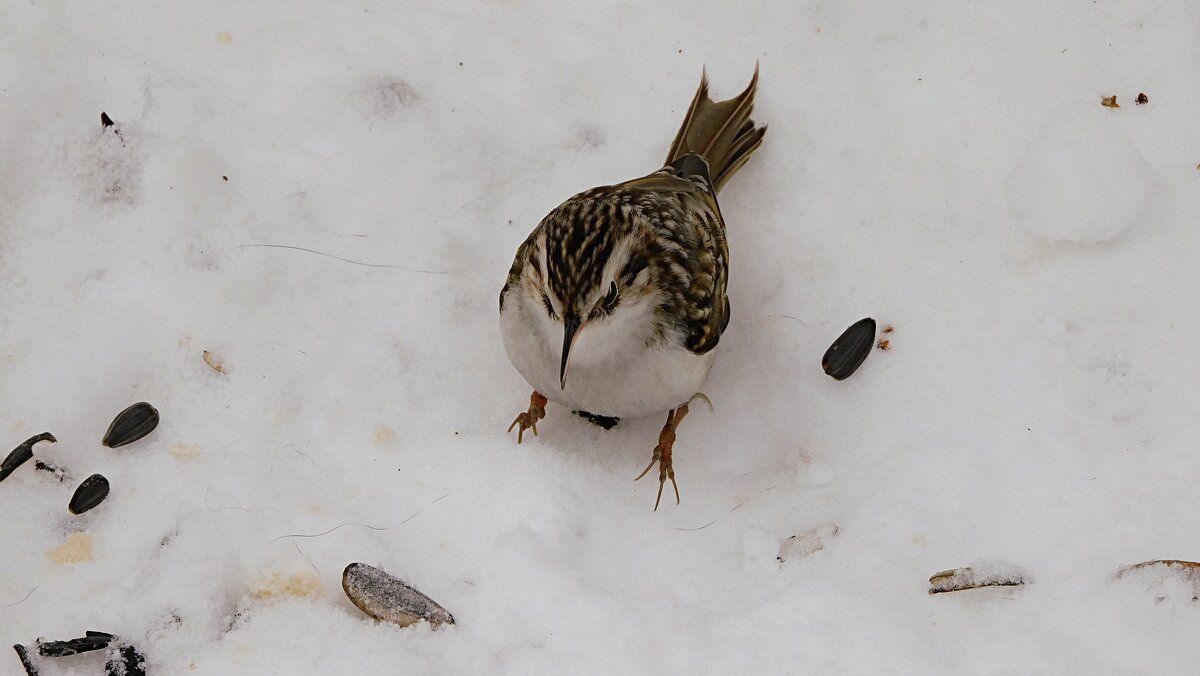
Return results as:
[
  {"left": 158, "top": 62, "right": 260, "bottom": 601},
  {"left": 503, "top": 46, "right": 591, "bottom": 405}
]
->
[{"left": 560, "top": 314, "right": 581, "bottom": 389}]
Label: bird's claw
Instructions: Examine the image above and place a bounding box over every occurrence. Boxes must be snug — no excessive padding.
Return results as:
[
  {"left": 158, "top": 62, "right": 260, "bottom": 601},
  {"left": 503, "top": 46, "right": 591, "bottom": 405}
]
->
[
  {"left": 635, "top": 403, "right": 692, "bottom": 510},
  {"left": 634, "top": 441, "right": 680, "bottom": 511},
  {"left": 507, "top": 391, "right": 548, "bottom": 444}
]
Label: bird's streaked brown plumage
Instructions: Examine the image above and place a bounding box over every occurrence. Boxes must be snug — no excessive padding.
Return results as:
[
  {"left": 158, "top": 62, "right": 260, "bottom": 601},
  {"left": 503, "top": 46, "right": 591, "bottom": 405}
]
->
[{"left": 499, "top": 67, "right": 765, "bottom": 508}]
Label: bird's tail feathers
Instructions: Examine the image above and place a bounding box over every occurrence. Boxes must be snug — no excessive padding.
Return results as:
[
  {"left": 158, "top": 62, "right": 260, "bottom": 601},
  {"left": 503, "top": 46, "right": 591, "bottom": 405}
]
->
[{"left": 665, "top": 65, "right": 766, "bottom": 193}]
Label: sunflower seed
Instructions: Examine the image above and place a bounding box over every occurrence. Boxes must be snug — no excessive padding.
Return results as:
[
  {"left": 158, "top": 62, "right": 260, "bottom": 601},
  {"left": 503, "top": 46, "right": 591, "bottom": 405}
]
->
[
  {"left": 1, "top": 433, "right": 56, "bottom": 484},
  {"left": 928, "top": 561, "right": 1028, "bottom": 594},
  {"left": 102, "top": 402, "right": 159, "bottom": 448},
  {"left": 342, "top": 562, "right": 454, "bottom": 628},
  {"left": 822, "top": 317, "right": 876, "bottom": 380},
  {"left": 69, "top": 474, "right": 110, "bottom": 514}
]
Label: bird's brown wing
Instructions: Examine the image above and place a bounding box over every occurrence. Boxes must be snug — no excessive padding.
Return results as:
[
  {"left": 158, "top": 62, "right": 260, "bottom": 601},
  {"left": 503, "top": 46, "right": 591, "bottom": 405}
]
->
[
  {"left": 499, "top": 229, "right": 539, "bottom": 313},
  {"left": 618, "top": 172, "right": 731, "bottom": 355}
]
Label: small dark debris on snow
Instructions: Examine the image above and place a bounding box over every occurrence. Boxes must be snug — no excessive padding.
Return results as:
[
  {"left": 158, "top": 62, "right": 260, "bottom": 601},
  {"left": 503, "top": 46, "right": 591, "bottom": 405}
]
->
[
  {"left": 1, "top": 433, "right": 56, "bottom": 484},
  {"left": 574, "top": 410, "right": 620, "bottom": 429},
  {"left": 34, "top": 460, "right": 67, "bottom": 482},
  {"left": 69, "top": 474, "right": 110, "bottom": 514},
  {"left": 342, "top": 562, "right": 455, "bottom": 628},
  {"left": 222, "top": 175, "right": 228, "bottom": 181},
  {"left": 1136, "top": 92, "right": 1149, "bottom": 105},
  {"left": 100, "top": 112, "right": 114, "bottom": 127},
  {"left": 822, "top": 318, "right": 876, "bottom": 380},
  {"left": 1101, "top": 95, "right": 1119, "bottom": 108},
  {"left": 876, "top": 338, "right": 890, "bottom": 350},
  {"left": 777, "top": 523, "right": 840, "bottom": 563},
  {"left": 103, "top": 402, "right": 159, "bottom": 448}
]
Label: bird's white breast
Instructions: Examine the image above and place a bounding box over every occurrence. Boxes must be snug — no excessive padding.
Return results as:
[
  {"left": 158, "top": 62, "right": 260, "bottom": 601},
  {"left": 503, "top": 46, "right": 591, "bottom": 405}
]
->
[{"left": 500, "top": 287, "right": 714, "bottom": 419}]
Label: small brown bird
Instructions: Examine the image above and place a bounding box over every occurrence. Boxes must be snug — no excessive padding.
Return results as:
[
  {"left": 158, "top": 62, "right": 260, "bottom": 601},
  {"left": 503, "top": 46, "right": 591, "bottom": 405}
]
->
[{"left": 499, "top": 68, "right": 766, "bottom": 508}]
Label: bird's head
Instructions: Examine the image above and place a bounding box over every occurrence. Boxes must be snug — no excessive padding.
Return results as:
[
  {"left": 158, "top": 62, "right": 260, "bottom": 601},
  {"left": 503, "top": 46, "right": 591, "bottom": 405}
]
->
[{"left": 518, "top": 219, "right": 659, "bottom": 390}]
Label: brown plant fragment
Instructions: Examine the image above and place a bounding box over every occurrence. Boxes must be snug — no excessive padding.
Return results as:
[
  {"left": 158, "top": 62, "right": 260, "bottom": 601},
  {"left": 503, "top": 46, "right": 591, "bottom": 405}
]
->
[{"left": 203, "top": 350, "right": 229, "bottom": 374}]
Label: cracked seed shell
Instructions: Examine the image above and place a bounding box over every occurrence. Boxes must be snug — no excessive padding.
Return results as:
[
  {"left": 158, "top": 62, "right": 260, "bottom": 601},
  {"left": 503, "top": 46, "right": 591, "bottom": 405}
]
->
[{"left": 1, "top": 433, "right": 56, "bottom": 484}]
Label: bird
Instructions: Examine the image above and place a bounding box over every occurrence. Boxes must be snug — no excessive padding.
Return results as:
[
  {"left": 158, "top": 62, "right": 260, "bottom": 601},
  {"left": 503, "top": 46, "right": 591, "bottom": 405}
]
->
[{"left": 498, "top": 67, "right": 766, "bottom": 509}]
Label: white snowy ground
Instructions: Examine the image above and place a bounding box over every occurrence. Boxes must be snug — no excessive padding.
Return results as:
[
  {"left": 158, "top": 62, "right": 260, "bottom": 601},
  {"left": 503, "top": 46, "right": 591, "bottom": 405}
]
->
[{"left": 2, "top": 1, "right": 1199, "bottom": 673}]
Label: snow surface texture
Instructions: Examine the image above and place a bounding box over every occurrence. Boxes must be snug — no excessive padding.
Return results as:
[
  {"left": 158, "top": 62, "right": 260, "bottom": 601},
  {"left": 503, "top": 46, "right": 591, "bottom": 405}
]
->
[{"left": 2, "top": 1, "right": 1200, "bottom": 674}]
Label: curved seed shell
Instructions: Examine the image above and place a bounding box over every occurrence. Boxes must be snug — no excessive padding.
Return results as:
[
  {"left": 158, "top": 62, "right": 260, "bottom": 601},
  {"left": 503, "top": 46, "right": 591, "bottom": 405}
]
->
[
  {"left": 1, "top": 433, "right": 56, "bottom": 484},
  {"left": 102, "top": 402, "right": 159, "bottom": 448},
  {"left": 69, "top": 474, "right": 110, "bottom": 514},
  {"left": 822, "top": 317, "right": 876, "bottom": 380},
  {"left": 342, "top": 562, "right": 454, "bottom": 628}
]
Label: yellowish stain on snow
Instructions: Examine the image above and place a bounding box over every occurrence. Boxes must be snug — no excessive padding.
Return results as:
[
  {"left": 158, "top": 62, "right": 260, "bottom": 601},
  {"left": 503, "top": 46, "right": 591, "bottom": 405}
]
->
[
  {"left": 170, "top": 442, "right": 202, "bottom": 460},
  {"left": 217, "top": 32, "right": 233, "bottom": 45},
  {"left": 49, "top": 532, "right": 93, "bottom": 564},
  {"left": 249, "top": 572, "right": 324, "bottom": 601},
  {"left": 373, "top": 425, "right": 395, "bottom": 444}
]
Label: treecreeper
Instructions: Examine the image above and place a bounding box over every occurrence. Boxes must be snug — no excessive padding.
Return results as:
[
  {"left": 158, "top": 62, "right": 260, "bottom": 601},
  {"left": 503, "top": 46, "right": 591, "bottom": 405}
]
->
[{"left": 499, "top": 67, "right": 766, "bottom": 509}]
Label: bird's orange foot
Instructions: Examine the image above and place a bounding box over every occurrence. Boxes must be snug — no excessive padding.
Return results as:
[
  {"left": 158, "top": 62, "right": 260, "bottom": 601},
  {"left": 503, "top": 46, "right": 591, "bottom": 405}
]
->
[
  {"left": 507, "top": 391, "right": 548, "bottom": 444},
  {"left": 635, "top": 402, "right": 695, "bottom": 510}
]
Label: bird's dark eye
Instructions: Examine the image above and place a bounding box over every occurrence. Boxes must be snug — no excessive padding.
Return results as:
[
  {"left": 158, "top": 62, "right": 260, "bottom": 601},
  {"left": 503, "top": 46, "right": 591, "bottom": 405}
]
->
[{"left": 604, "top": 281, "right": 619, "bottom": 307}]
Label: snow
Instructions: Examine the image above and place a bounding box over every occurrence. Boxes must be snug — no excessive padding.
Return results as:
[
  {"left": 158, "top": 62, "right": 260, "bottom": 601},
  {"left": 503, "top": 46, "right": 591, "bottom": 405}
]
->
[{"left": 2, "top": 1, "right": 1200, "bottom": 673}]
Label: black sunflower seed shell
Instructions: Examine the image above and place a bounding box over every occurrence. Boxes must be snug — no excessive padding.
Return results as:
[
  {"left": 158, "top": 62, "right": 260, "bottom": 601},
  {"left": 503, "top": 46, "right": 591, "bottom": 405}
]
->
[
  {"left": 105, "top": 642, "right": 146, "bottom": 676},
  {"left": 13, "top": 644, "right": 39, "bottom": 676},
  {"left": 102, "top": 402, "right": 159, "bottom": 448},
  {"left": 69, "top": 474, "right": 110, "bottom": 514},
  {"left": 1, "top": 433, "right": 56, "bottom": 484},
  {"left": 822, "top": 317, "right": 876, "bottom": 380},
  {"left": 37, "top": 631, "right": 115, "bottom": 657}
]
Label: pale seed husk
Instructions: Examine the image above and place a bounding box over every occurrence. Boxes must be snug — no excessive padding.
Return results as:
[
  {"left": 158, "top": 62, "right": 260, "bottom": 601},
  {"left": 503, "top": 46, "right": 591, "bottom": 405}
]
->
[{"left": 342, "top": 562, "right": 454, "bottom": 628}]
